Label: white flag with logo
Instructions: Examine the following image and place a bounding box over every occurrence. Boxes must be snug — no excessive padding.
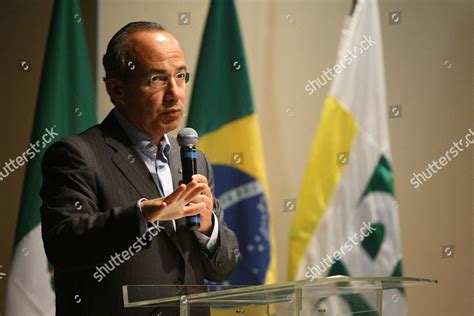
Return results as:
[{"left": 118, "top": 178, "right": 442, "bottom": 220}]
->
[{"left": 289, "top": 0, "right": 406, "bottom": 314}]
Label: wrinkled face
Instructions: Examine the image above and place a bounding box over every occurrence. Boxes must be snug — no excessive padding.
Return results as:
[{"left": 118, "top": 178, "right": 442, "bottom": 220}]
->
[{"left": 107, "top": 30, "right": 187, "bottom": 142}]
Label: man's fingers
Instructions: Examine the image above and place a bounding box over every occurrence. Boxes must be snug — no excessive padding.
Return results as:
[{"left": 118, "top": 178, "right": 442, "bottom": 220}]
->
[
  {"left": 181, "top": 181, "right": 205, "bottom": 202},
  {"left": 183, "top": 202, "right": 205, "bottom": 216},
  {"left": 191, "top": 175, "right": 212, "bottom": 201},
  {"left": 192, "top": 174, "right": 208, "bottom": 185},
  {"left": 189, "top": 194, "right": 212, "bottom": 209},
  {"left": 199, "top": 186, "right": 212, "bottom": 201},
  {"left": 165, "top": 184, "right": 186, "bottom": 203}
]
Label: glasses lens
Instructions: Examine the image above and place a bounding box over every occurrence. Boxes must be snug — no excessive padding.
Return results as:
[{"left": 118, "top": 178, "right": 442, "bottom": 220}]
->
[{"left": 149, "top": 75, "right": 167, "bottom": 87}]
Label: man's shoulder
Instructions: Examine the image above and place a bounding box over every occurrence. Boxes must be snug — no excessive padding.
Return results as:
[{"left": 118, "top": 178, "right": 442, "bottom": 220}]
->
[
  {"left": 55, "top": 123, "right": 103, "bottom": 149},
  {"left": 42, "top": 123, "right": 108, "bottom": 167},
  {"left": 55, "top": 110, "right": 124, "bottom": 148}
]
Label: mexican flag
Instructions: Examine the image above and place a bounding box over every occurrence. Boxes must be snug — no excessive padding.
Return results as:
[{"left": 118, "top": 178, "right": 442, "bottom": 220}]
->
[
  {"left": 187, "top": 0, "right": 276, "bottom": 286},
  {"left": 288, "top": 0, "right": 405, "bottom": 314},
  {"left": 5, "top": 0, "right": 96, "bottom": 314}
]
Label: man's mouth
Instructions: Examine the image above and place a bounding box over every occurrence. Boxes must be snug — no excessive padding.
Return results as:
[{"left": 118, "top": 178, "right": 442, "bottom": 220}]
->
[
  {"left": 161, "top": 108, "right": 181, "bottom": 119},
  {"left": 163, "top": 108, "right": 180, "bottom": 114}
]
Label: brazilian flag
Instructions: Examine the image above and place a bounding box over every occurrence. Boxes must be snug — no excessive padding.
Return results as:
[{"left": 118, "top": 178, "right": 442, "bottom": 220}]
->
[{"left": 187, "top": 0, "right": 275, "bottom": 285}]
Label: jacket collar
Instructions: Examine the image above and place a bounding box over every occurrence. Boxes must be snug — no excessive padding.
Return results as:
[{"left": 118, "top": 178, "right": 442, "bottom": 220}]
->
[{"left": 99, "top": 110, "right": 160, "bottom": 199}]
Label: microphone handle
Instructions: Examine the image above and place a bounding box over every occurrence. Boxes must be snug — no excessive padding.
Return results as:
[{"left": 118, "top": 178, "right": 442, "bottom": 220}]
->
[{"left": 180, "top": 146, "right": 200, "bottom": 230}]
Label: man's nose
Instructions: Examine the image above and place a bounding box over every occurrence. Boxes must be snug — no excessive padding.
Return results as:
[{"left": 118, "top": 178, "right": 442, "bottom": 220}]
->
[{"left": 163, "top": 80, "right": 180, "bottom": 104}]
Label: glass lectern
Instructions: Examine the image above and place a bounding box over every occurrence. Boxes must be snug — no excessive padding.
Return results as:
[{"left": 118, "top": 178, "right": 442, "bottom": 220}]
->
[{"left": 123, "top": 276, "right": 437, "bottom": 315}]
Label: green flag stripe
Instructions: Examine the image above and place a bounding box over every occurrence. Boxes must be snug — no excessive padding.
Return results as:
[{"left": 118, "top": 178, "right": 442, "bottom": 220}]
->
[
  {"left": 14, "top": 0, "right": 96, "bottom": 247},
  {"left": 361, "top": 223, "right": 385, "bottom": 259},
  {"left": 359, "top": 155, "right": 401, "bottom": 266},
  {"left": 319, "top": 260, "right": 404, "bottom": 313},
  {"left": 360, "top": 155, "right": 395, "bottom": 202},
  {"left": 391, "top": 259, "right": 403, "bottom": 278},
  {"left": 392, "top": 260, "right": 405, "bottom": 296},
  {"left": 187, "top": 0, "right": 253, "bottom": 136},
  {"left": 328, "top": 260, "right": 378, "bottom": 315}
]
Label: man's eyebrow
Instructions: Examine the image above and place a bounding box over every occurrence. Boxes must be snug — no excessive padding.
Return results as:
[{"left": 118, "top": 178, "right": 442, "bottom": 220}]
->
[{"left": 147, "top": 66, "right": 187, "bottom": 74}]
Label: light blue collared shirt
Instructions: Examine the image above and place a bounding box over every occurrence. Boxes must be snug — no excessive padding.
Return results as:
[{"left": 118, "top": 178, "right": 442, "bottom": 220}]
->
[{"left": 113, "top": 109, "right": 219, "bottom": 253}]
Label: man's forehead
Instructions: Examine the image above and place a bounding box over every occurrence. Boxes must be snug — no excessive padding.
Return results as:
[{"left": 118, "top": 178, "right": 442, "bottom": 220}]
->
[
  {"left": 129, "top": 30, "right": 181, "bottom": 51},
  {"left": 127, "top": 30, "right": 184, "bottom": 62}
]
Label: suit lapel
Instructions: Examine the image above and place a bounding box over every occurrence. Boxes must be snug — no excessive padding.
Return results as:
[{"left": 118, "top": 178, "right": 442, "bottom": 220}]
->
[
  {"left": 101, "top": 112, "right": 159, "bottom": 199},
  {"left": 100, "top": 112, "right": 185, "bottom": 252},
  {"left": 167, "top": 136, "right": 182, "bottom": 191}
]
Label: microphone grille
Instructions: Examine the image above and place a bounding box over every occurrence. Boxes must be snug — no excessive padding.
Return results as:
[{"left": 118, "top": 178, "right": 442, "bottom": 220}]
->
[{"left": 177, "top": 128, "right": 199, "bottom": 147}]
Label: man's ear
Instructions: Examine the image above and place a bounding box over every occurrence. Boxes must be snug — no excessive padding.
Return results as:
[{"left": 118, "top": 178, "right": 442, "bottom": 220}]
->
[{"left": 105, "top": 78, "right": 126, "bottom": 106}]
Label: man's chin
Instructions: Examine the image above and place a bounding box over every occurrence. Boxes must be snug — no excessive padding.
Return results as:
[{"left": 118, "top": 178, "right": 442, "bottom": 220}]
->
[{"left": 159, "top": 119, "right": 181, "bottom": 134}]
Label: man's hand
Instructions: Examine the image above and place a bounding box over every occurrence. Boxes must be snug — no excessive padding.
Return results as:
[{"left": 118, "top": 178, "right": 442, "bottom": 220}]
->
[
  {"left": 188, "top": 174, "right": 214, "bottom": 236},
  {"left": 139, "top": 180, "right": 206, "bottom": 223}
]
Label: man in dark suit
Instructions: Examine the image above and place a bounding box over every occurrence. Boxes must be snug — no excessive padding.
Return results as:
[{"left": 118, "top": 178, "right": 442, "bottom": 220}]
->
[{"left": 40, "top": 21, "right": 240, "bottom": 315}]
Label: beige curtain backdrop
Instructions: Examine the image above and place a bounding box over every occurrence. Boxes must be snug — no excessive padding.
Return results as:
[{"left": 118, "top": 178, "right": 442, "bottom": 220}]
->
[{"left": 0, "top": 0, "right": 472, "bottom": 315}]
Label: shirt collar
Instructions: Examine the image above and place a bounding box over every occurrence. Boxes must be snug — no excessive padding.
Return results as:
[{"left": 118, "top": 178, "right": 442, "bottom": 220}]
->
[{"left": 113, "top": 109, "right": 171, "bottom": 160}]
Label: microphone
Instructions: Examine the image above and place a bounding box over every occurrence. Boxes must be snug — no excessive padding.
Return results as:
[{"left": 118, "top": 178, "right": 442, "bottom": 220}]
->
[{"left": 177, "top": 128, "right": 200, "bottom": 231}]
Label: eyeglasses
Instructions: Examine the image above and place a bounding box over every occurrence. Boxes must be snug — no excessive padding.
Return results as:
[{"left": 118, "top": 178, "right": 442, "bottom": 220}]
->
[{"left": 146, "top": 72, "right": 190, "bottom": 88}]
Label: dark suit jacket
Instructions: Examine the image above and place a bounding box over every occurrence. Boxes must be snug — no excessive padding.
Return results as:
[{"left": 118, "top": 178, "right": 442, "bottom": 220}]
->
[{"left": 40, "top": 111, "right": 240, "bottom": 316}]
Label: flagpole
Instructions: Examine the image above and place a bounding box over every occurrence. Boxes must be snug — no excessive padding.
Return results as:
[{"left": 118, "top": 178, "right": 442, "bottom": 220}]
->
[{"left": 350, "top": 0, "right": 357, "bottom": 16}]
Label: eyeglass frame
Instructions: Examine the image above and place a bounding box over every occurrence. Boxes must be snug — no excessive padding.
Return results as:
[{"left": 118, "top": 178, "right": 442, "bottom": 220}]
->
[
  {"left": 144, "top": 71, "right": 191, "bottom": 88},
  {"left": 103, "top": 70, "right": 191, "bottom": 89}
]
